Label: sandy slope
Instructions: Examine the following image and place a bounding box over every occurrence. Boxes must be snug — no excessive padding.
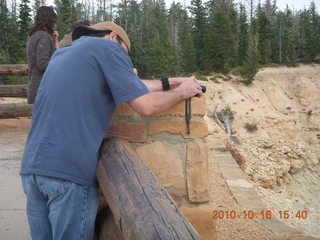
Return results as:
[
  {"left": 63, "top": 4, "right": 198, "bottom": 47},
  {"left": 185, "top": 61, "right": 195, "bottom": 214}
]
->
[{"left": 203, "top": 64, "right": 320, "bottom": 238}]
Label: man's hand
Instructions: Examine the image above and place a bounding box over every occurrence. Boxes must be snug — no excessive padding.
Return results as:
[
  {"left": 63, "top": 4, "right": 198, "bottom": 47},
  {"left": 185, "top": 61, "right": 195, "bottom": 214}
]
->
[
  {"left": 168, "top": 76, "right": 200, "bottom": 89},
  {"left": 174, "top": 77, "right": 203, "bottom": 99},
  {"left": 129, "top": 77, "right": 203, "bottom": 116}
]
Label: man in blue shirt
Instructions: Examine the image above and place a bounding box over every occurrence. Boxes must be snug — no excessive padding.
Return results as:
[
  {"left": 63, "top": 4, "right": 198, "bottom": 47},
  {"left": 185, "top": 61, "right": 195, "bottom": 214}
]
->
[{"left": 20, "top": 22, "right": 203, "bottom": 240}]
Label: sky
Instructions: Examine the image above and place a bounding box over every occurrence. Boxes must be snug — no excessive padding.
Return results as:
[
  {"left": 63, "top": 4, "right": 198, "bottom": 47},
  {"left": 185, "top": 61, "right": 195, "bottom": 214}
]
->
[
  {"left": 41, "top": 0, "right": 320, "bottom": 13},
  {"left": 165, "top": 0, "right": 320, "bottom": 12}
]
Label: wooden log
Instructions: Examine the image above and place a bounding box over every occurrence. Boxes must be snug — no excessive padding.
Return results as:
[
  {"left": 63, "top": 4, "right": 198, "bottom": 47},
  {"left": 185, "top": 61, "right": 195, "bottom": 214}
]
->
[
  {"left": 0, "top": 64, "right": 28, "bottom": 76},
  {"left": 0, "top": 85, "right": 27, "bottom": 97},
  {"left": 0, "top": 103, "right": 32, "bottom": 118},
  {"left": 95, "top": 206, "right": 124, "bottom": 240},
  {"left": 97, "top": 138, "right": 202, "bottom": 240}
]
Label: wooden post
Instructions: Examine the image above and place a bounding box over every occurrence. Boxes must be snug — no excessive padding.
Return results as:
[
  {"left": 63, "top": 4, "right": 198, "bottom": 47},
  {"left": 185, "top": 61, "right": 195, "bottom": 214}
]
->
[
  {"left": 96, "top": 138, "right": 202, "bottom": 240},
  {"left": 0, "top": 64, "right": 28, "bottom": 76},
  {"left": 0, "top": 103, "right": 32, "bottom": 118},
  {"left": 0, "top": 85, "right": 27, "bottom": 97}
]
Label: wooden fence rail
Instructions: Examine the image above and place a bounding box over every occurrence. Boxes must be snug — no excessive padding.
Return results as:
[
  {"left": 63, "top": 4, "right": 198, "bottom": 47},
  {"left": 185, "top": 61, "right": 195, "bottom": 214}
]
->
[
  {"left": 96, "top": 138, "right": 202, "bottom": 240},
  {"left": 0, "top": 64, "right": 28, "bottom": 76},
  {"left": 0, "top": 85, "right": 27, "bottom": 97},
  {"left": 0, "top": 103, "right": 32, "bottom": 118}
]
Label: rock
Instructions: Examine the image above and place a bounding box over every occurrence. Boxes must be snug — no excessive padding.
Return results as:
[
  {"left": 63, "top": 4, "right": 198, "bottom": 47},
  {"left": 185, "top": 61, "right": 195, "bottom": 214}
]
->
[
  {"left": 186, "top": 141, "right": 210, "bottom": 202},
  {"left": 136, "top": 141, "right": 185, "bottom": 190},
  {"left": 289, "top": 159, "right": 306, "bottom": 174},
  {"left": 180, "top": 205, "right": 217, "bottom": 240}
]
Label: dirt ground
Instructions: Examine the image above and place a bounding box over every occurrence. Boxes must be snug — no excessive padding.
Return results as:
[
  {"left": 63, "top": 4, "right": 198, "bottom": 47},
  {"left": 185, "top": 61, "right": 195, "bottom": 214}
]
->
[
  {"left": 203, "top": 64, "right": 320, "bottom": 239},
  {"left": 207, "top": 136, "right": 288, "bottom": 240}
]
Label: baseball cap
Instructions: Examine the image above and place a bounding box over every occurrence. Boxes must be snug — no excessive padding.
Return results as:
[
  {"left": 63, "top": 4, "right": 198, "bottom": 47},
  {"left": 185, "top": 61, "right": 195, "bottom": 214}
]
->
[{"left": 72, "top": 21, "right": 131, "bottom": 51}]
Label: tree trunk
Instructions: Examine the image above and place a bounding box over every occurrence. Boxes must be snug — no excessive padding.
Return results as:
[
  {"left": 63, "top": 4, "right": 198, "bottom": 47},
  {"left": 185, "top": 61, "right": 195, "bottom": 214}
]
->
[
  {"left": 0, "top": 84, "right": 27, "bottom": 97},
  {"left": 0, "top": 103, "right": 32, "bottom": 118},
  {"left": 96, "top": 138, "right": 201, "bottom": 240},
  {"left": 0, "top": 64, "right": 28, "bottom": 76}
]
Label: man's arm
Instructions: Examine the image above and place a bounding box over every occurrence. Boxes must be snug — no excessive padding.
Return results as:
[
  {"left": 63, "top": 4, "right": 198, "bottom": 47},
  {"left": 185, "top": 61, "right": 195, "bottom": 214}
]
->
[
  {"left": 141, "top": 77, "right": 194, "bottom": 91},
  {"left": 128, "top": 77, "right": 202, "bottom": 116}
]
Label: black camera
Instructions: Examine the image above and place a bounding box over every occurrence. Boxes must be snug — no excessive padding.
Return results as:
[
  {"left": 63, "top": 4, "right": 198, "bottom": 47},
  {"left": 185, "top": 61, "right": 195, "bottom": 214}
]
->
[{"left": 201, "top": 85, "right": 206, "bottom": 93}]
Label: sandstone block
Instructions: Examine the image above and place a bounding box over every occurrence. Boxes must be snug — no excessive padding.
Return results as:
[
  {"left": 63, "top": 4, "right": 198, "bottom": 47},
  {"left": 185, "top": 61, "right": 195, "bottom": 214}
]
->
[
  {"left": 136, "top": 141, "right": 185, "bottom": 190},
  {"left": 106, "top": 122, "right": 146, "bottom": 142},
  {"left": 150, "top": 120, "right": 208, "bottom": 138},
  {"left": 187, "top": 141, "right": 210, "bottom": 202},
  {"left": 112, "top": 103, "right": 134, "bottom": 117},
  {"left": 152, "top": 97, "right": 206, "bottom": 117},
  {"left": 180, "top": 205, "right": 217, "bottom": 240}
]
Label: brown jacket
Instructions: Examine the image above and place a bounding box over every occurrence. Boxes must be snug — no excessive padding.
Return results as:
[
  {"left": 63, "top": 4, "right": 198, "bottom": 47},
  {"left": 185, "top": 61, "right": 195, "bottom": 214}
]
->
[{"left": 26, "top": 30, "right": 56, "bottom": 104}]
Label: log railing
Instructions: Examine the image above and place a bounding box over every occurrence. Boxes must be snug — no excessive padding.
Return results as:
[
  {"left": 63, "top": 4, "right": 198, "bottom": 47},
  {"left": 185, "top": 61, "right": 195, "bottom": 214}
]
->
[
  {"left": 0, "top": 64, "right": 28, "bottom": 76},
  {"left": 0, "top": 85, "right": 27, "bottom": 97},
  {"left": 0, "top": 64, "right": 30, "bottom": 118},
  {"left": 96, "top": 138, "right": 201, "bottom": 240}
]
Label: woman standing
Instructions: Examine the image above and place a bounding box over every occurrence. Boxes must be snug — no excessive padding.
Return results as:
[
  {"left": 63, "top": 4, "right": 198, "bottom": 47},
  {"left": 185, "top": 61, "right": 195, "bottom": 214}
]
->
[{"left": 26, "top": 6, "right": 59, "bottom": 104}]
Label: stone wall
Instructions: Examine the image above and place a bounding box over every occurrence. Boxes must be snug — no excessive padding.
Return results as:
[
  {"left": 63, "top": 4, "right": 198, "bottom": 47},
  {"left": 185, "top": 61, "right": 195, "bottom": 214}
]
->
[
  {"left": 107, "top": 96, "right": 210, "bottom": 207},
  {"left": 0, "top": 97, "right": 214, "bottom": 239},
  {"left": 0, "top": 97, "right": 210, "bottom": 206}
]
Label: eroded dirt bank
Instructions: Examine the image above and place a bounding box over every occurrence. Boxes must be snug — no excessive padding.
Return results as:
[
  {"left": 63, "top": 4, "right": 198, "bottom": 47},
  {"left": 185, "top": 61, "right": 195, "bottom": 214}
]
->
[{"left": 204, "top": 64, "right": 320, "bottom": 238}]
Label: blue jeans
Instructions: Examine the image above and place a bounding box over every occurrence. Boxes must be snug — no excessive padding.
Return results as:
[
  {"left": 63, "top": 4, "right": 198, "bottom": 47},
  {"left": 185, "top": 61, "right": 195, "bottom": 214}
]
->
[{"left": 21, "top": 174, "right": 99, "bottom": 240}]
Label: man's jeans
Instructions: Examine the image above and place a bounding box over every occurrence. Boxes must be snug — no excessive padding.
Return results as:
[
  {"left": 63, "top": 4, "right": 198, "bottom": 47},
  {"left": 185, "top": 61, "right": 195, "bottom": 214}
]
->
[{"left": 21, "top": 174, "right": 99, "bottom": 240}]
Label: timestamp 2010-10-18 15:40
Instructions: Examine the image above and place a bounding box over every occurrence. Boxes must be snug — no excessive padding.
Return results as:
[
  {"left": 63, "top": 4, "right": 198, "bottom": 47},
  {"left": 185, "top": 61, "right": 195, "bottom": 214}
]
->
[{"left": 212, "top": 210, "right": 308, "bottom": 220}]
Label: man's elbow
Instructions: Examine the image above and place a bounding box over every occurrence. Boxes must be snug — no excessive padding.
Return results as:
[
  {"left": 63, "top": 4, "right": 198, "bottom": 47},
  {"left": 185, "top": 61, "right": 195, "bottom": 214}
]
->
[{"left": 136, "top": 106, "right": 156, "bottom": 116}]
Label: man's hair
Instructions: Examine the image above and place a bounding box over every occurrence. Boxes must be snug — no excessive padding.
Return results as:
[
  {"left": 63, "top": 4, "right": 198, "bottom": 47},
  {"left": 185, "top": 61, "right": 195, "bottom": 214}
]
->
[
  {"left": 90, "top": 30, "right": 123, "bottom": 44},
  {"left": 71, "top": 20, "right": 91, "bottom": 32},
  {"left": 29, "top": 6, "right": 57, "bottom": 36}
]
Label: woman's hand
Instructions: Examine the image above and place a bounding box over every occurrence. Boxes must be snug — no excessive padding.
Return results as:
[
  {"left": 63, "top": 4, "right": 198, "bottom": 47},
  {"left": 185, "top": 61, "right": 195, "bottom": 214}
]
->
[{"left": 53, "top": 31, "right": 59, "bottom": 49}]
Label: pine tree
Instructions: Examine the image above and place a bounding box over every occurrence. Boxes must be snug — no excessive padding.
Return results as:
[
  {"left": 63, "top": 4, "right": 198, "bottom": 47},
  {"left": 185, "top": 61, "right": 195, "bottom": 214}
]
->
[
  {"left": 204, "top": 0, "right": 238, "bottom": 73},
  {"left": 189, "top": 0, "right": 206, "bottom": 70},
  {"left": 115, "top": 0, "right": 143, "bottom": 74},
  {"left": 55, "top": 0, "right": 78, "bottom": 38},
  {"left": 298, "top": 9, "right": 312, "bottom": 62},
  {"left": 308, "top": 2, "right": 320, "bottom": 61},
  {"left": 240, "top": 29, "right": 259, "bottom": 84},
  {"left": 237, "top": 3, "right": 249, "bottom": 66},
  {"left": 0, "top": 0, "right": 10, "bottom": 63},
  {"left": 17, "top": 0, "right": 32, "bottom": 62},
  {"left": 178, "top": 6, "right": 197, "bottom": 74},
  {"left": 137, "top": 0, "right": 174, "bottom": 78},
  {"left": 168, "top": 3, "right": 196, "bottom": 75},
  {"left": 256, "top": 2, "right": 272, "bottom": 64}
]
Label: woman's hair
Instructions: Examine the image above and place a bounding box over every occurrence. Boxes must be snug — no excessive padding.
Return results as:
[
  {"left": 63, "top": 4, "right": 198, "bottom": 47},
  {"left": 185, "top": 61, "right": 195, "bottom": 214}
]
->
[{"left": 29, "top": 6, "right": 57, "bottom": 36}]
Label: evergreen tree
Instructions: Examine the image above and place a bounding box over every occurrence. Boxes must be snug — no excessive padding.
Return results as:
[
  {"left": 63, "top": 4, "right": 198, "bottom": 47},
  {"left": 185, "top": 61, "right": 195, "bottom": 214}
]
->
[
  {"left": 237, "top": 3, "right": 249, "bottom": 66},
  {"left": 282, "top": 7, "right": 298, "bottom": 65},
  {"left": 115, "top": 0, "right": 143, "bottom": 74},
  {"left": 138, "top": 0, "right": 174, "bottom": 78},
  {"left": 240, "top": 29, "right": 259, "bottom": 84},
  {"left": 189, "top": 0, "right": 206, "bottom": 70},
  {"left": 0, "top": 0, "right": 10, "bottom": 63},
  {"left": 204, "top": 0, "right": 238, "bottom": 72},
  {"left": 256, "top": 2, "right": 272, "bottom": 64},
  {"left": 17, "top": 0, "right": 32, "bottom": 62},
  {"left": 55, "top": 0, "right": 78, "bottom": 38},
  {"left": 168, "top": 3, "right": 196, "bottom": 75},
  {"left": 308, "top": 2, "right": 320, "bottom": 61},
  {"left": 178, "top": 6, "right": 197, "bottom": 74}
]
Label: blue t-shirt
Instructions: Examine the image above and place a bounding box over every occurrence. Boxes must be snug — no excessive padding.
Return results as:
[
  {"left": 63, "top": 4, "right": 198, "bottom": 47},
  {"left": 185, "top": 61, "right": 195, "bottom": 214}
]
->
[{"left": 20, "top": 36, "right": 150, "bottom": 187}]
